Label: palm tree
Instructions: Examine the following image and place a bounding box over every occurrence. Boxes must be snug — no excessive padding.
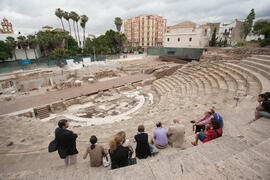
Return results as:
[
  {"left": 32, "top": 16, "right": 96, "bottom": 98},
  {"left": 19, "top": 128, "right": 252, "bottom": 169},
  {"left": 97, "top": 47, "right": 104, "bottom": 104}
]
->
[
  {"left": 27, "top": 35, "right": 38, "bottom": 59},
  {"left": 55, "top": 8, "right": 65, "bottom": 31},
  {"left": 63, "top": 11, "right": 72, "bottom": 35},
  {"left": 80, "top": 15, "right": 88, "bottom": 46},
  {"left": 114, "top": 17, "right": 123, "bottom": 53},
  {"left": 70, "top": 11, "right": 78, "bottom": 42},
  {"left": 6, "top": 36, "right": 17, "bottom": 60},
  {"left": 114, "top": 17, "right": 123, "bottom": 32},
  {"left": 17, "top": 36, "right": 29, "bottom": 59},
  {"left": 75, "top": 13, "right": 81, "bottom": 46}
]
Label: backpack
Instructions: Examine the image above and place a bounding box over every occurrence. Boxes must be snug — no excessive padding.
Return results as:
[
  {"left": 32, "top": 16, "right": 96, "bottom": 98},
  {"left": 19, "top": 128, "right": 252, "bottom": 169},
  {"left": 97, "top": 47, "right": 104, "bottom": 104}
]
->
[
  {"left": 48, "top": 139, "right": 58, "bottom": 152},
  {"left": 213, "top": 129, "right": 222, "bottom": 137}
]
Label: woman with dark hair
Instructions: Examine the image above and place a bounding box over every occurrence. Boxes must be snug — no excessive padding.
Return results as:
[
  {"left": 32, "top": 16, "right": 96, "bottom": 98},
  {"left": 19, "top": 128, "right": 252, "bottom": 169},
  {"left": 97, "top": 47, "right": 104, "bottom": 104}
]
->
[
  {"left": 191, "top": 118, "right": 222, "bottom": 146},
  {"left": 210, "top": 108, "right": 224, "bottom": 128},
  {"left": 134, "top": 125, "right": 151, "bottom": 159},
  {"left": 83, "top": 135, "right": 108, "bottom": 167}
]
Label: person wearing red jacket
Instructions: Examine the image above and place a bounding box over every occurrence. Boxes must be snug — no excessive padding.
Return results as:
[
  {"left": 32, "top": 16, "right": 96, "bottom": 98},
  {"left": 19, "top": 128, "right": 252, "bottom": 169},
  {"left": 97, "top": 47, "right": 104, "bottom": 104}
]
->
[{"left": 191, "top": 117, "right": 222, "bottom": 146}]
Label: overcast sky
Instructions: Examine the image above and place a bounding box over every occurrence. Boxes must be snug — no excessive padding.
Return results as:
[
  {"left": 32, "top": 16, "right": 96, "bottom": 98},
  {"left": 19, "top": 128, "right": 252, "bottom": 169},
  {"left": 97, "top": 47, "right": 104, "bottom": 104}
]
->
[{"left": 0, "top": 0, "right": 269, "bottom": 36}]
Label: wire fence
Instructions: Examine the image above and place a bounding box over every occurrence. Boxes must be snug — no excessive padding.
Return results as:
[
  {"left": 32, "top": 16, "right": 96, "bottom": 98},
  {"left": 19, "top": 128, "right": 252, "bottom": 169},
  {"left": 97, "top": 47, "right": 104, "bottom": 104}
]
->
[{"left": 0, "top": 54, "right": 120, "bottom": 74}]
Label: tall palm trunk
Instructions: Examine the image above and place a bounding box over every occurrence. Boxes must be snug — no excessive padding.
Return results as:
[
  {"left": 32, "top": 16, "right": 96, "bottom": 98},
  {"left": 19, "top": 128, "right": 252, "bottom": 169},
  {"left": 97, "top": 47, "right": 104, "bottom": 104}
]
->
[
  {"left": 83, "top": 28, "right": 85, "bottom": 47},
  {"left": 13, "top": 50, "right": 17, "bottom": 60},
  {"left": 73, "top": 21, "right": 77, "bottom": 42},
  {"left": 76, "top": 22, "right": 81, "bottom": 46},
  {"left": 68, "top": 20, "right": 72, "bottom": 35},
  {"left": 24, "top": 48, "right": 29, "bottom": 59},
  {"left": 60, "top": 18, "right": 65, "bottom": 31},
  {"left": 33, "top": 48, "right": 37, "bottom": 59}
]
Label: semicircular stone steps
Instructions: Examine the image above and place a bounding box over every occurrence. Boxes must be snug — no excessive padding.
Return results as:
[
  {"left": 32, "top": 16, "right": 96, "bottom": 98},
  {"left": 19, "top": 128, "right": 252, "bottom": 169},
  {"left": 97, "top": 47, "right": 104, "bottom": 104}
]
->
[
  {"left": 221, "top": 63, "right": 262, "bottom": 92},
  {"left": 240, "top": 57, "right": 270, "bottom": 80},
  {"left": 225, "top": 62, "right": 269, "bottom": 92},
  {"left": 252, "top": 54, "right": 270, "bottom": 61},
  {"left": 207, "top": 66, "right": 238, "bottom": 93},
  {"left": 15, "top": 115, "right": 269, "bottom": 180},
  {"left": 246, "top": 56, "right": 270, "bottom": 66},
  {"left": 214, "top": 63, "right": 262, "bottom": 96},
  {"left": 209, "top": 63, "right": 248, "bottom": 95}
]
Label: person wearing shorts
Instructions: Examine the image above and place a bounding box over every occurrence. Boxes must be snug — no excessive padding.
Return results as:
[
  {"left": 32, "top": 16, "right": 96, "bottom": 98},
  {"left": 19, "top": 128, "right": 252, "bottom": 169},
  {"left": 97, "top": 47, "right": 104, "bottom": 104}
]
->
[{"left": 192, "top": 118, "right": 222, "bottom": 146}]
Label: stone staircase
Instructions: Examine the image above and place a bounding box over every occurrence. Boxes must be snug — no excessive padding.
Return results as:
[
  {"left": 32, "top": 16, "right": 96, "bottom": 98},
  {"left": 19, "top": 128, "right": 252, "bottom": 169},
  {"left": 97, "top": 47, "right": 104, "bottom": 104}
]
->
[{"left": 0, "top": 55, "right": 270, "bottom": 179}]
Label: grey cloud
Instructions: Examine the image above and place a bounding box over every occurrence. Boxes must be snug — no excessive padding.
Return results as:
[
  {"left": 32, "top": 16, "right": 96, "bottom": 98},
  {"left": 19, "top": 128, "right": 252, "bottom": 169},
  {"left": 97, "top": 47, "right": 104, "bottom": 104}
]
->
[{"left": 0, "top": 0, "right": 269, "bottom": 35}]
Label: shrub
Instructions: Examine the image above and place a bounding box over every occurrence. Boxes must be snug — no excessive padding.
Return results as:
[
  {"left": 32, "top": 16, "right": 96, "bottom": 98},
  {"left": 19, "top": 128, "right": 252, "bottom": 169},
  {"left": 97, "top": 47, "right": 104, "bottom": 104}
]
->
[
  {"left": 234, "top": 42, "right": 245, "bottom": 47},
  {"left": 259, "top": 38, "right": 270, "bottom": 47}
]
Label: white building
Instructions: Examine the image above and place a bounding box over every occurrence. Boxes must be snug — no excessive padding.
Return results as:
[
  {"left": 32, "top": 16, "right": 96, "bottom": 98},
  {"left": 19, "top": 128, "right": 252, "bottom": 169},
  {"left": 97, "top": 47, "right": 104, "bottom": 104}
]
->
[
  {"left": 163, "top": 21, "right": 211, "bottom": 48},
  {"left": 217, "top": 19, "right": 245, "bottom": 45},
  {"left": 0, "top": 32, "right": 41, "bottom": 61}
]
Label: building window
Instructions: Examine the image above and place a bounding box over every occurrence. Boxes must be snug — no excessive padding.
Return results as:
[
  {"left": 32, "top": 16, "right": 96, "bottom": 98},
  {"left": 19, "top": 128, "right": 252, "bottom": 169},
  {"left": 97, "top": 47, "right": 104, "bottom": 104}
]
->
[
  {"left": 167, "top": 38, "right": 170, "bottom": 42},
  {"left": 189, "top": 37, "right": 192, "bottom": 42},
  {"left": 178, "top": 38, "right": 180, "bottom": 42}
]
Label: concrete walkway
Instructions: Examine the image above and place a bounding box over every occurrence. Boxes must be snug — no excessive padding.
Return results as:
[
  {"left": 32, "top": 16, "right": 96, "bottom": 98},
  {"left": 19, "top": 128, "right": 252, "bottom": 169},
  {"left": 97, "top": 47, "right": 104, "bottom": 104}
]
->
[{"left": 0, "top": 74, "right": 153, "bottom": 115}]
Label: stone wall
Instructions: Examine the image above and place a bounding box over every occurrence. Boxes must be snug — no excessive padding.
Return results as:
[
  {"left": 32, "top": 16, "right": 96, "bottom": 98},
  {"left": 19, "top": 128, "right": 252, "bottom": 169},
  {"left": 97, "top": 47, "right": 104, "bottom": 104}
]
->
[{"left": 153, "top": 65, "right": 182, "bottom": 79}]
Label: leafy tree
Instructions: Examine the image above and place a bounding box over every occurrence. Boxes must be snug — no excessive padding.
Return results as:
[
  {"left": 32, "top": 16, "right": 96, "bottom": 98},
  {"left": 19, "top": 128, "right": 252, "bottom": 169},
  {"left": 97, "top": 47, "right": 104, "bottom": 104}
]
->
[
  {"left": 242, "top": 8, "right": 255, "bottom": 39},
  {"left": 253, "top": 20, "right": 270, "bottom": 38},
  {"left": 253, "top": 20, "right": 270, "bottom": 47},
  {"left": 50, "top": 48, "right": 68, "bottom": 59},
  {"left": 27, "top": 35, "right": 38, "bottom": 59},
  {"left": 0, "top": 40, "right": 12, "bottom": 61},
  {"left": 80, "top": 15, "right": 88, "bottom": 47},
  {"left": 63, "top": 11, "right": 72, "bottom": 35},
  {"left": 37, "top": 30, "right": 69, "bottom": 56},
  {"left": 66, "top": 36, "right": 82, "bottom": 55},
  {"left": 83, "top": 29, "right": 126, "bottom": 55},
  {"left": 6, "top": 36, "right": 17, "bottom": 60},
  {"left": 55, "top": 8, "right": 65, "bottom": 31},
  {"left": 209, "top": 27, "right": 217, "bottom": 46},
  {"left": 223, "top": 37, "right": 228, "bottom": 47},
  {"left": 17, "top": 36, "right": 29, "bottom": 59}
]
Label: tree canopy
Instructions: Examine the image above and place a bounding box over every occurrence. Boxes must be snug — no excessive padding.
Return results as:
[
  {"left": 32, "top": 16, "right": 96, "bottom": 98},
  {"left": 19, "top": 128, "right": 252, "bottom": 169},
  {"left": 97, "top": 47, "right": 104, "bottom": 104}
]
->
[
  {"left": 84, "top": 29, "right": 126, "bottom": 55},
  {"left": 209, "top": 27, "right": 217, "bottom": 46},
  {"left": 0, "top": 40, "right": 13, "bottom": 61},
  {"left": 242, "top": 9, "right": 255, "bottom": 38}
]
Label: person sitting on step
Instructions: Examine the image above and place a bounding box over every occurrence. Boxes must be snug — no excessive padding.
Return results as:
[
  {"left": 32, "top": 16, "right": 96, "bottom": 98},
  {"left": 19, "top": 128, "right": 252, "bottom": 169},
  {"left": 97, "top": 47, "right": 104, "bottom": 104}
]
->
[
  {"left": 151, "top": 122, "right": 168, "bottom": 149},
  {"left": 192, "top": 111, "right": 213, "bottom": 133},
  {"left": 254, "top": 93, "right": 270, "bottom": 120},
  {"left": 210, "top": 108, "right": 224, "bottom": 128},
  {"left": 264, "top": 92, "right": 270, "bottom": 100},
  {"left": 109, "top": 131, "right": 135, "bottom": 170},
  {"left": 167, "top": 119, "right": 185, "bottom": 148},
  {"left": 191, "top": 117, "right": 222, "bottom": 146},
  {"left": 134, "top": 125, "right": 152, "bottom": 159},
  {"left": 83, "top": 135, "right": 108, "bottom": 167}
]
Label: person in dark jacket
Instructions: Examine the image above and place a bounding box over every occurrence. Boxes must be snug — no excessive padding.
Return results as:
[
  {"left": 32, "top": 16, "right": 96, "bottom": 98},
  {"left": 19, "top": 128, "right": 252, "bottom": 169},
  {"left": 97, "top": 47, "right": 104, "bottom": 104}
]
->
[
  {"left": 55, "top": 119, "right": 78, "bottom": 166},
  {"left": 109, "top": 132, "right": 133, "bottom": 169},
  {"left": 134, "top": 125, "right": 151, "bottom": 159}
]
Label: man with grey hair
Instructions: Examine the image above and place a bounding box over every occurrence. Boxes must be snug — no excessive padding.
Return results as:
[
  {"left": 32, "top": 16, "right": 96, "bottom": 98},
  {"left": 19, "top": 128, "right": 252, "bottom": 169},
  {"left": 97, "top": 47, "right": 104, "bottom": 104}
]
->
[{"left": 167, "top": 119, "right": 185, "bottom": 148}]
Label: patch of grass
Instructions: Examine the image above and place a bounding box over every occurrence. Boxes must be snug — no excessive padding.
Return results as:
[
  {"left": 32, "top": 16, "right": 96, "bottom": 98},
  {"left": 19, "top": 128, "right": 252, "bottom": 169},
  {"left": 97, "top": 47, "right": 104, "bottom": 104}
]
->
[{"left": 234, "top": 42, "right": 246, "bottom": 47}]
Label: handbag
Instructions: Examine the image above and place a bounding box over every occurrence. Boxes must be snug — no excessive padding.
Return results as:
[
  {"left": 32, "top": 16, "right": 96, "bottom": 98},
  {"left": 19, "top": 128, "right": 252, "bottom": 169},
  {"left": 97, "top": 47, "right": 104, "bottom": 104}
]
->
[
  {"left": 48, "top": 139, "right": 58, "bottom": 152},
  {"left": 103, "top": 157, "right": 110, "bottom": 167},
  {"left": 128, "top": 158, "right": 137, "bottom": 165}
]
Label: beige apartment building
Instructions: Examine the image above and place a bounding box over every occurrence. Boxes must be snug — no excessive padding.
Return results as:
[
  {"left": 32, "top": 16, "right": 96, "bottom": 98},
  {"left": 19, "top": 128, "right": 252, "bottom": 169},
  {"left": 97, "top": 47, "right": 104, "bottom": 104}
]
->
[{"left": 124, "top": 14, "right": 167, "bottom": 49}]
